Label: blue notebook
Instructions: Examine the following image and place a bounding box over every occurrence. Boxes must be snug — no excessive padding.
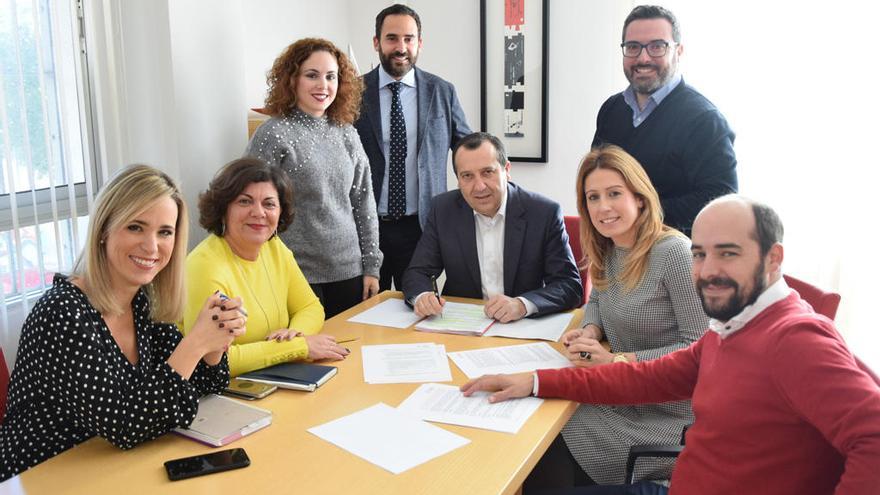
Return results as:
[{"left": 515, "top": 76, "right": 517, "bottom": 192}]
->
[{"left": 237, "top": 362, "right": 337, "bottom": 392}]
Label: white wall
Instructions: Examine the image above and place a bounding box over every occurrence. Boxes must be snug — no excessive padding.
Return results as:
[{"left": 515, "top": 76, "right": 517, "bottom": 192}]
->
[
  {"left": 243, "top": 0, "right": 353, "bottom": 109},
  {"left": 241, "top": 0, "right": 630, "bottom": 216},
  {"left": 168, "top": 0, "right": 249, "bottom": 248}
]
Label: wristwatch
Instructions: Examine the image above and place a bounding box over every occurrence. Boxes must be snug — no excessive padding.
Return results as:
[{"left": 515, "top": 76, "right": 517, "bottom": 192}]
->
[{"left": 612, "top": 353, "right": 628, "bottom": 363}]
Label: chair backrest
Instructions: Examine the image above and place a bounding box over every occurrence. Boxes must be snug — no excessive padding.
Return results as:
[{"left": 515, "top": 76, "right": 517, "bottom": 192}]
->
[
  {"left": 0, "top": 347, "right": 9, "bottom": 424},
  {"left": 783, "top": 274, "right": 841, "bottom": 320},
  {"left": 563, "top": 215, "right": 591, "bottom": 305},
  {"left": 782, "top": 275, "right": 878, "bottom": 386}
]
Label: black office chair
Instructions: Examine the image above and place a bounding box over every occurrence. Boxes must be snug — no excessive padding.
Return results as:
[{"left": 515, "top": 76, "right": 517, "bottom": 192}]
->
[{"left": 624, "top": 425, "right": 687, "bottom": 484}]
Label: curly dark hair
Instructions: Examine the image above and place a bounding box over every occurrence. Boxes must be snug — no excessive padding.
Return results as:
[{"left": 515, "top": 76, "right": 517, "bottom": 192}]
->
[
  {"left": 262, "top": 38, "right": 363, "bottom": 125},
  {"left": 198, "top": 157, "right": 294, "bottom": 236}
]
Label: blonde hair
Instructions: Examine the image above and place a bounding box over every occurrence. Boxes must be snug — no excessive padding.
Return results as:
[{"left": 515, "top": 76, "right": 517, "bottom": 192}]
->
[
  {"left": 72, "top": 164, "right": 188, "bottom": 321},
  {"left": 575, "top": 145, "right": 682, "bottom": 291}
]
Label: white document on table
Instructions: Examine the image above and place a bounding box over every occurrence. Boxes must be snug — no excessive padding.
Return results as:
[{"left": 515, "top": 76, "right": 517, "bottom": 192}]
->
[
  {"left": 483, "top": 312, "right": 574, "bottom": 341},
  {"left": 414, "top": 301, "right": 495, "bottom": 335},
  {"left": 362, "top": 343, "right": 453, "bottom": 383},
  {"left": 397, "top": 383, "right": 543, "bottom": 434},
  {"left": 447, "top": 342, "right": 574, "bottom": 379},
  {"left": 347, "top": 298, "right": 422, "bottom": 329},
  {"left": 307, "top": 402, "right": 470, "bottom": 474}
]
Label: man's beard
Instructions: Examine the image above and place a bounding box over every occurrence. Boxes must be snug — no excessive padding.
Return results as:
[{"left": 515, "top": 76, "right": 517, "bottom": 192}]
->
[
  {"left": 697, "top": 260, "right": 766, "bottom": 321},
  {"left": 379, "top": 49, "right": 417, "bottom": 78},
  {"left": 625, "top": 59, "right": 675, "bottom": 95}
]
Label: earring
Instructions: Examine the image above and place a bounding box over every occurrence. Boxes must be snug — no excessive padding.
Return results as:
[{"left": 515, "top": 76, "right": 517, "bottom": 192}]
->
[
  {"left": 273, "top": 229, "right": 278, "bottom": 238},
  {"left": 220, "top": 221, "right": 225, "bottom": 236}
]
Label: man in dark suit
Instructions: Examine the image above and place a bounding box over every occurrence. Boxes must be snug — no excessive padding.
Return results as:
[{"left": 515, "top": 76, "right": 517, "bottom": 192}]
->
[
  {"left": 354, "top": 4, "right": 472, "bottom": 292},
  {"left": 402, "top": 132, "right": 582, "bottom": 323}
]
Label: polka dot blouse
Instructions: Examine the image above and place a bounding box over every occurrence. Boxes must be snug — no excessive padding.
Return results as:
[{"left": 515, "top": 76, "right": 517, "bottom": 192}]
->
[{"left": 0, "top": 275, "right": 229, "bottom": 481}]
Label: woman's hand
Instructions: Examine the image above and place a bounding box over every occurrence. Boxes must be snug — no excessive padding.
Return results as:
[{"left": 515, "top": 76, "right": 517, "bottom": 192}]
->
[
  {"left": 362, "top": 275, "right": 380, "bottom": 300},
  {"left": 172, "top": 292, "right": 247, "bottom": 373},
  {"left": 266, "top": 329, "right": 303, "bottom": 342},
  {"left": 565, "top": 337, "right": 613, "bottom": 367},
  {"left": 305, "top": 334, "right": 350, "bottom": 361},
  {"left": 193, "top": 293, "right": 246, "bottom": 350}
]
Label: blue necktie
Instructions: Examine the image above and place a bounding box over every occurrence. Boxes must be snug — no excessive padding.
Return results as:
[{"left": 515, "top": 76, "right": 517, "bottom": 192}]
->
[{"left": 388, "top": 81, "right": 407, "bottom": 218}]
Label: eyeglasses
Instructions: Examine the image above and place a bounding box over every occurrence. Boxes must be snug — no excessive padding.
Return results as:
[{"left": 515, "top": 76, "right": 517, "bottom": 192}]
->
[{"left": 620, "top": 40, "right": 675, "bottom": 58}]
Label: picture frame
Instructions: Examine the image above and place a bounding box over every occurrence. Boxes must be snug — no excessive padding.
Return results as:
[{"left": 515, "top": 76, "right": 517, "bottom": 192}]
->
[{"left": 480, "top": 0, "right": 548, "bottom": 163}]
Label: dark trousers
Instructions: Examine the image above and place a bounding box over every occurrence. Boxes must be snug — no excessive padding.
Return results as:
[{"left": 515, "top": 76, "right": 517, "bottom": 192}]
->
[
  {"left": 534, "top": 483, "right": 668, "bottom": 495},
  {"left": 525, "top": 435, "right": 668, "bottom": 495},
  {"left": 524, "top": 434, "right": 594, "bottom": 493},
  {"left": 310, "top": 276, "right": 363, "bottom": 319},
  {"left": 378, "top": 214, "right": 422, "bottom": 291}
]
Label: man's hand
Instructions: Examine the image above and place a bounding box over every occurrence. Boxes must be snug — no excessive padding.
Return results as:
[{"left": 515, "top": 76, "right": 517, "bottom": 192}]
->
[
  {"left": 484, "top": 295, "right": 527, "bottom": 323},
  {"left": 414, "top": 292, "right": 446, "bottom": 318},
  {"left": 460, "top": 372, "right": 534, "bottom": 403}
]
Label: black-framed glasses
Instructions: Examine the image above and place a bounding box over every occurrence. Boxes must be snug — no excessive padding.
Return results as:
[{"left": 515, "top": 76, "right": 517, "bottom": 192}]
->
[{"left": 620, "top": 40, "right": 675, "bottom": 58}]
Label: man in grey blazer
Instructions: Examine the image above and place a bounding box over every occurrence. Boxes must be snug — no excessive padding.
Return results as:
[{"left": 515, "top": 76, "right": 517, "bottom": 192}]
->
[
  {"left": 354, "top": 4, "right": 472, "bottom": 292},
  {"left": 402, "top": 132, "right": 582, "bottom": 322}
]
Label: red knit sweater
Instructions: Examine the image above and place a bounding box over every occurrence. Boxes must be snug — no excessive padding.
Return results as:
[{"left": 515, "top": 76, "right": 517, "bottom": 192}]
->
[{"left": 538, "top": 293, "right": 880, "bottom": 494}]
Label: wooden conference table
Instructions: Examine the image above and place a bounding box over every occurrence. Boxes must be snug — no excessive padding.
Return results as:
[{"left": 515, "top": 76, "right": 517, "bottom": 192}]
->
[{"left": 0, "top": 292, "right": 581, "bottom": 495}]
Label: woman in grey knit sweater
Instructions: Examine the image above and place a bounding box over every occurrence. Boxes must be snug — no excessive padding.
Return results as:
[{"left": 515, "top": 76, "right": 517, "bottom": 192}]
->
[
  {"left": 247, "top": 38, "right": 382, "bottom": 318},
  {"left": 522, "top": 145, "right": 707, "bottom": 492}
]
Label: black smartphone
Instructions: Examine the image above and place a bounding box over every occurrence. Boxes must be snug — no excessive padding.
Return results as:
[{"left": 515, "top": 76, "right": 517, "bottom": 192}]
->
[{"left": 164, "top": 448, "right": 250, "bottom": 481}]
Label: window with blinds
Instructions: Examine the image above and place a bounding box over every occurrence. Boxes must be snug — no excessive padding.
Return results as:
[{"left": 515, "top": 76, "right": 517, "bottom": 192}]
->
[{"left": 0, "top": 0, "right": 97, "bottom": 353}]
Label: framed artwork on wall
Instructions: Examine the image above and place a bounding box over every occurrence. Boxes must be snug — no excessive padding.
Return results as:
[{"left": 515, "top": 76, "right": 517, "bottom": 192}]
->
[{"left": 480, "top": 0, "right": 548, "bottom": 162}]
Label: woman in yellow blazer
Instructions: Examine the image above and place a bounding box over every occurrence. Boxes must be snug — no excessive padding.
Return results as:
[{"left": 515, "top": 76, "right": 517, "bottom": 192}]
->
[{"left": 184, "top": 157, "right": 349, "bottom": 377}]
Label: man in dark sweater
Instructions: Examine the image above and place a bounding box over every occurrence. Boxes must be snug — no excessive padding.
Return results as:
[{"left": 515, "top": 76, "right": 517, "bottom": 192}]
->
[{"left": 592, "top": 5, "right": 737, "bottom": 235}]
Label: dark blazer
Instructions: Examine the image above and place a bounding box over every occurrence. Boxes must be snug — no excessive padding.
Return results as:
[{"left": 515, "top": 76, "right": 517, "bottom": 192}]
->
[
  {"left": 354, "top": 66, "right": 471, "bottom": 227},
  {"left": 402, "top": 182, "right": 582, "bottom": 316}
]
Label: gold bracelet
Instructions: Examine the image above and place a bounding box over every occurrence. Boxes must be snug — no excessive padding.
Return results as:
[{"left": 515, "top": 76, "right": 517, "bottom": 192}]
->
[{"left": 612, "top": 352, "right": 628, "bottom": 363}]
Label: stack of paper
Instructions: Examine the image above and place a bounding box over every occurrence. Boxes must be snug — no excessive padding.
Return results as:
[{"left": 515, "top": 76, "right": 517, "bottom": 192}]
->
[
  {"left": 415, "top": 301, "right": 495, "bottom": 336},
  {"left": 397, "top": 383, "right": 543, "bottom": 434},
  {"left": 347, "top": 298, "right": 422, "bottom": 328},
  {"left": 484, "top": 312, "right": 574, "bottom": 341},
  {"left": 447, "top": 342, "right": 573, "bottom": 378},
  {"left": 362, "top": 343, "right": 452, "bottom": 384},
  {"left": 308, "top": 403, "right": 470, "bottom": 474}
]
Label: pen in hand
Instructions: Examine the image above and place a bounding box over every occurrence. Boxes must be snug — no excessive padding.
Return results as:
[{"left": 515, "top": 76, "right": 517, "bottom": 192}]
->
[{"left": 431, "top": 275, "right": 443, "bottom": 317}]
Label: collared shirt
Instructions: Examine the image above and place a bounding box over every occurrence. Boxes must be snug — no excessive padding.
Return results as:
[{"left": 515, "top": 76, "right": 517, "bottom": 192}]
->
[
  {"left": 377, "top": 65, "right": 419, "bottom": 216},
  {"left": 708, "top": 276, "right": 793, "bottom": 339},
  {"left": 622, "top": 73, "right": 681, "bottom": 127},
  {"left": 474, "top": 192, "right": 508, "bottom": 300},
  {"left": 473, "top": 191, "right": 537, "bottom": 316}
]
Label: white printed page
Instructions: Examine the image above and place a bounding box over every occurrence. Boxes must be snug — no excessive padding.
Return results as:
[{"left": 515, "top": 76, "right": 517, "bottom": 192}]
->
[
  {"left": 362, "top": 343, "right": 453, "bottom": 384},
  {"left": 447, "top": 342, "right": 573, "bottom": 378},
  {"left": 397, "top": 383, "right": 543, "bottom": 434},
  {"left": 347, "top": 298, "right": 423, "bottom": 328},
  {"left": 415, "top": 301, "right": 495, "bottom": 335},
  {"left": 308, "top": 403, "right": 470, "bottom": 475},
  {"left": 483, "top": 312, "right": 573, "bottom": 341}
]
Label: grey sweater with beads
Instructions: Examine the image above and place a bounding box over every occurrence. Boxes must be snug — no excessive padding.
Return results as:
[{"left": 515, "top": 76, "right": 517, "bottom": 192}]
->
[{"left": 246, "top": 109, "right": 382, "bottom": 284}]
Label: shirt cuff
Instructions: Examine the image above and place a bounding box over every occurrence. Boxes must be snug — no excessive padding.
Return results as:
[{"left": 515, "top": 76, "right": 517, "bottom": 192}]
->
[
  {"left": 518, "top": 297, "right": 538, "bottom": 316},
  {"left": 532, "top": 371, "right": 539, "bottom": 396}
]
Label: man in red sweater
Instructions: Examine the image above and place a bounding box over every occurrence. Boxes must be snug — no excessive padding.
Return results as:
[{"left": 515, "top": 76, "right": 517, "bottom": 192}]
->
[{"left": 462, "top": 195, "right": 880, "bottom": 495}]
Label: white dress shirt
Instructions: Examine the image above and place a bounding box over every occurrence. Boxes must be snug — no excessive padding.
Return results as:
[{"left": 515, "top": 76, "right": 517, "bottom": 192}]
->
[{"left": 708, "top": 276, "right": 792, "bottom": 339}]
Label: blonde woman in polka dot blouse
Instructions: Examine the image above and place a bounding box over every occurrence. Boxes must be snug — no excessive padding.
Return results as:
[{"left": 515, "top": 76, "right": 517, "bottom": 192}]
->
[{"left": 0, "top": 165, "right": 245, "bottom": 480}]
